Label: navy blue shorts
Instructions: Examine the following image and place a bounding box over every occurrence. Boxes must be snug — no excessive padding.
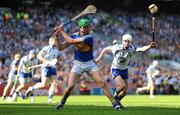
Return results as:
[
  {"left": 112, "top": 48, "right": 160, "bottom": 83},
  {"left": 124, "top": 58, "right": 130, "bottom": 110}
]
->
[
  {"left": 111, "top": 68, "right": 128, "bottom": 79},
  {"left": 42, "top": 67, "right": 57, "bottom": 77},
  {"left": 19, "top": 72, "right": 32, "bottom": 78}
]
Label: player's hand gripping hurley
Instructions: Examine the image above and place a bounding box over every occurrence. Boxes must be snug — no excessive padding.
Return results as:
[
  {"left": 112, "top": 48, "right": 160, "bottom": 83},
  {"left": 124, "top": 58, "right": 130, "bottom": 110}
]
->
[
  {"left": 149, "top": 4, "right": 158, "bottom": 42},
  {"left": 28, "top": 59, "right": 58, "bottom": 70}
]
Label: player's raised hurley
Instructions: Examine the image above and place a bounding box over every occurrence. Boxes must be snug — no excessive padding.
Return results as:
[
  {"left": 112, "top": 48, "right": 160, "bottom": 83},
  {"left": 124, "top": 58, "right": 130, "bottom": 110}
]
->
[
  {"left": 148, "top": 4, "right": 158, "bottom": 42},
  {"left": 53, "top": 5, "right": 96, "bottom": 36},
  {"left": 62, "top": 5, "right": 97, "bottom": 26}
]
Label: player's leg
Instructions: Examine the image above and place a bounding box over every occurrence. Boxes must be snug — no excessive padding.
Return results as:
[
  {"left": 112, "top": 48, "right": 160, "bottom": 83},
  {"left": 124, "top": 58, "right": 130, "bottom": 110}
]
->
[
  {"left": 112, "top": 68, "right": 128, "bottom": 102},
  {"left": 149, "top": 81, "right": 155, "bottom": 98},
  {"left": 90, "top": 70, "right": 121, "bottom": 110},
  {"left": 2, "top": 76, "right": 13, "bottom": 100},
  {"left": 26, "top": 67, "right": 50, "bottom": 96},
  {"left": 25, "top": 75, "right": 48, "bottom": 96},
  {"left": 56, "top": 72, "right": 79, "bottom": 109},
  {"left": 48, "top": 75, "right": 56, "bottom": 103},
  {"left": 136, "top": 83, "right": 151, "bottom": 93},
  {"left": 114, "top": 77, "right": 127, "bottom": 101},
  {"left": 28, "top": 77, "right": 35, "bottom": 102},
  {"left": 12, "top": 75, "right": 25, "bottom": 101}
]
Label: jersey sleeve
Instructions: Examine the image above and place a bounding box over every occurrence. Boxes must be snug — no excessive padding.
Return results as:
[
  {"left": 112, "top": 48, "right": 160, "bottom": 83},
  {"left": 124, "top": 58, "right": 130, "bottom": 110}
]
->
[
  {"left": 38, "top": 46, "right": 48, "bottom": 57},
  {"left": 82, "top": 35, "right": 93, "bottom": 44},
  {"left": 106, "top": 46, "right": 113, "bottom": 53},
  {"left": 19, "top": 57, "right": 25, "bottom": 67}
]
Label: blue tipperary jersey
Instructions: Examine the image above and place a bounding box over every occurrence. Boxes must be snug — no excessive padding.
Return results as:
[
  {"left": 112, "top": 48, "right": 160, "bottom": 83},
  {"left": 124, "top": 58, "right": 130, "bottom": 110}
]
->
[{"left": 70, "top": 32, "right": 94, "bottom": 62}]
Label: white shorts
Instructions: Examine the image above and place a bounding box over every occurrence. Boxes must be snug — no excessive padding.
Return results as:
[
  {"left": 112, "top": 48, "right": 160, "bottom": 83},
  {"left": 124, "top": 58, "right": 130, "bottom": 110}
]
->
[
  {"left": 71, "top": 60, "right": 99, "bottom": 76},
  {"left": 147, "top": 76, "right": 155, "bottom": 84}
]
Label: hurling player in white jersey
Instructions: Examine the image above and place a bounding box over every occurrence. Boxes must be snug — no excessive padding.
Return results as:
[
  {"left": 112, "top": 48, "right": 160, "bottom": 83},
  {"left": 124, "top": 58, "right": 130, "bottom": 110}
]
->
[
  {"left": 95, "top": 34, "right": 156, "bottom": 106},
  {"left": 12, "top": 50, "right": 37, "bottom": 101},
  {"left": 2, "top": 53, "right": 21, "bottom": 100},
  {"left": 25, "top": 37, "right": 59, "bottom": 103},
  {"left": 136, "top": 60, "right": 159, "bottom": 98}
]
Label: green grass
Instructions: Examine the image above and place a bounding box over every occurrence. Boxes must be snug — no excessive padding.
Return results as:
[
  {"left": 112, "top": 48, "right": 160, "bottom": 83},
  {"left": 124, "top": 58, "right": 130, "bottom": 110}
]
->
[{"left": 0, "top": 95, "right": 180, "bottom": 115}]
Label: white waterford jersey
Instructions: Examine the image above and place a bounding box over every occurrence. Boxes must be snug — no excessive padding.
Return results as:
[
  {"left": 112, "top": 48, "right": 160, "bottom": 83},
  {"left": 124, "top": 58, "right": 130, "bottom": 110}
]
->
[
  {"left": 108, "top": 44, "right": 136, "bottom": 70},
  {"left": 146, "top": 65, "right": 159, "bottom": 78},
  {"left": 39, "top": 45, "right": 59, "bottom": 67},
  {"left": 19, "top": 56, "right": 38, "bottom": 73}
]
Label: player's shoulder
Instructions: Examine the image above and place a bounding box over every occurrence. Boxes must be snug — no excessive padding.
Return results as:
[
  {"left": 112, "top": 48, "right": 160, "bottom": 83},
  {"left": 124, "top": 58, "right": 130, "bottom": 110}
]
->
[
  {"left": 21, "top": 56, "right": 28, "bottom": 61},
  {"left": 71, "top": 32, "right": 80, "bottom": 38},
  {"left": 112, "top": 44, "right": 123, "bottom": 49},
  {"left": 42, "top": 45, "right": 50, "bottom": 50},
  {"left": 129, "top": 44, "right": 136, "bottom": 50}
]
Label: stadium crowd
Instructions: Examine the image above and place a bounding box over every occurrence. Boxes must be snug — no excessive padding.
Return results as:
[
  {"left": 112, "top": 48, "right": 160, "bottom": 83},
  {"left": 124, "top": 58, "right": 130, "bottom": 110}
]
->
[{"left": 0, "top": 7, "right": 179, "bottom": 95}]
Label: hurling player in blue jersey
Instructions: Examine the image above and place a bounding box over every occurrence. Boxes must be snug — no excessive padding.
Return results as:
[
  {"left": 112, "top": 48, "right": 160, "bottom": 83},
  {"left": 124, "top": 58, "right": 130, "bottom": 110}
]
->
[
  {"left": 95, "top": 34, "right": 156, "bottom": 107},
  {"left": 54, "top": 18, "right": 122, "bottom": 110}
]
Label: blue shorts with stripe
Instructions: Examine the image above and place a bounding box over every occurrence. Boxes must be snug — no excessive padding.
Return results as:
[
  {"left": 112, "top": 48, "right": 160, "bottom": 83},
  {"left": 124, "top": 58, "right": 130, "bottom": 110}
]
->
[
  {"left": 111, "top": 68, "right": 128, "bottom": 80},
  {"left": 41, "top": 67, "right": 57, "bottom": 77}
]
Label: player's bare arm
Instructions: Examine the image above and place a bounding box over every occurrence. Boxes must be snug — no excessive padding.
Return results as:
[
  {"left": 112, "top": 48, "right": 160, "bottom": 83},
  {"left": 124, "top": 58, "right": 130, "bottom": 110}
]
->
[
  {"left": 95, "top": 47, "right": 111, "bottom": 64},
  {"left": 136, "top": 42, "right": 156, "bottom": 52},
  {"left": 37, "top": 51, "right": 48, "bottom": 64},
  {"left": 55, "top": 24, "right": 83, "bottom": 44},
  {"left": 57, "top": 41, "right": 69, "bottom": 51}
]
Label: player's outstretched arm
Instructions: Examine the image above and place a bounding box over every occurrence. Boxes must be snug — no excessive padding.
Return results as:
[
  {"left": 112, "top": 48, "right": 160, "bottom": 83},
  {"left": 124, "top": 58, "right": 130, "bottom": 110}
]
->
[
  {"left": 54, "top": 24, "right": 83, "bottom": 44},
  {"left": 136, "top": 42, "right": 156, "bottom": 52},
  {"left": 95, "top": 47, "right": 110, "bottom": 64}
]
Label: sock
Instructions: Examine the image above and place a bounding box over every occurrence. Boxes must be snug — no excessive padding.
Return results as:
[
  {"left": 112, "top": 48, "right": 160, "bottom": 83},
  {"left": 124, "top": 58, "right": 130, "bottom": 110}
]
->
[
  {"left": 60, "top": 98, "right": 66, "bottom": 105},
  {"left": 48, "top": 95, "right": 53, "bottom": 99},
  {"left": 114, "top": 90, "right": 120, "bottom": 100},
  {"left": 118, "top": 95, "right": 125, "bottom": 101},
  {"left": 30, "top": 93, "right": 34, "bottom": 97}
]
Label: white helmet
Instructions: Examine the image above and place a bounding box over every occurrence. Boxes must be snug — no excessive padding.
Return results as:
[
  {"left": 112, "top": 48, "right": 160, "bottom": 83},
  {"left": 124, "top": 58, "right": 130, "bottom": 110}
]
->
[
  {"left": 152, "top": 60, "right": 158, "bottom": 67},
  {"left": 122, "top": 34, "right": 132, "bottom": 43}
]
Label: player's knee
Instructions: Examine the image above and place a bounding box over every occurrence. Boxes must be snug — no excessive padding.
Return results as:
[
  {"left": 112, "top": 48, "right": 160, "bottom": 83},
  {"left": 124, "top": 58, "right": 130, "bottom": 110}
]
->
[
  {"left": 117, "top": 84, "right": 126, "bottom": 91},
  {"left": 98, "top": 80, "right": 106, "bottom": 89},
  {"left": 41, "top": 82, "right": 46, "bottom": 87}
]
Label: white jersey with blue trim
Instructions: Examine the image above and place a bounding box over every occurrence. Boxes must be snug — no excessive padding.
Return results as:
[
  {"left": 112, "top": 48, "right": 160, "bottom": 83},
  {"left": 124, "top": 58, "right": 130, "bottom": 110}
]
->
[
  {"left": 38, "top": 45, "right": 59, "bottom": 67},
  {"left": 108, "top": 44, "right": 136, "bottom": 70},
  {"left": 19, "top": 55, "right": 38, "bottom": 73}
]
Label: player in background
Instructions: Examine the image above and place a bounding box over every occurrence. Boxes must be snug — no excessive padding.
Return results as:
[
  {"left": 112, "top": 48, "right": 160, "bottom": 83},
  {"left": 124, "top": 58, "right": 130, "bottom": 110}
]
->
[
  {"left": 25, "top": 37, "right": 59, "bottom": 103},
  {"left": 2, "top": 53, "right": 21, "bottom": 100},
  {"left": 12, "top": 50, "right": 38, "bottom": 102},
  {"left": 54, "top": 18, "right": 122, "bottom": 110},
  {"left": 136, "top": 60, "right": 160, "bottom": 98},
  {"left": 95, "top": 34, "right": 156, "bottom": 106}
]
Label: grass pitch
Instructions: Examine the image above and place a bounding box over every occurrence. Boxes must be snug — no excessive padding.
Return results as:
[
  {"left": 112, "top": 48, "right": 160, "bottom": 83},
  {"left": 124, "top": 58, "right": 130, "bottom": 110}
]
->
[{"left": 0, "top": 95, "right": 179, "bottom": 115}]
